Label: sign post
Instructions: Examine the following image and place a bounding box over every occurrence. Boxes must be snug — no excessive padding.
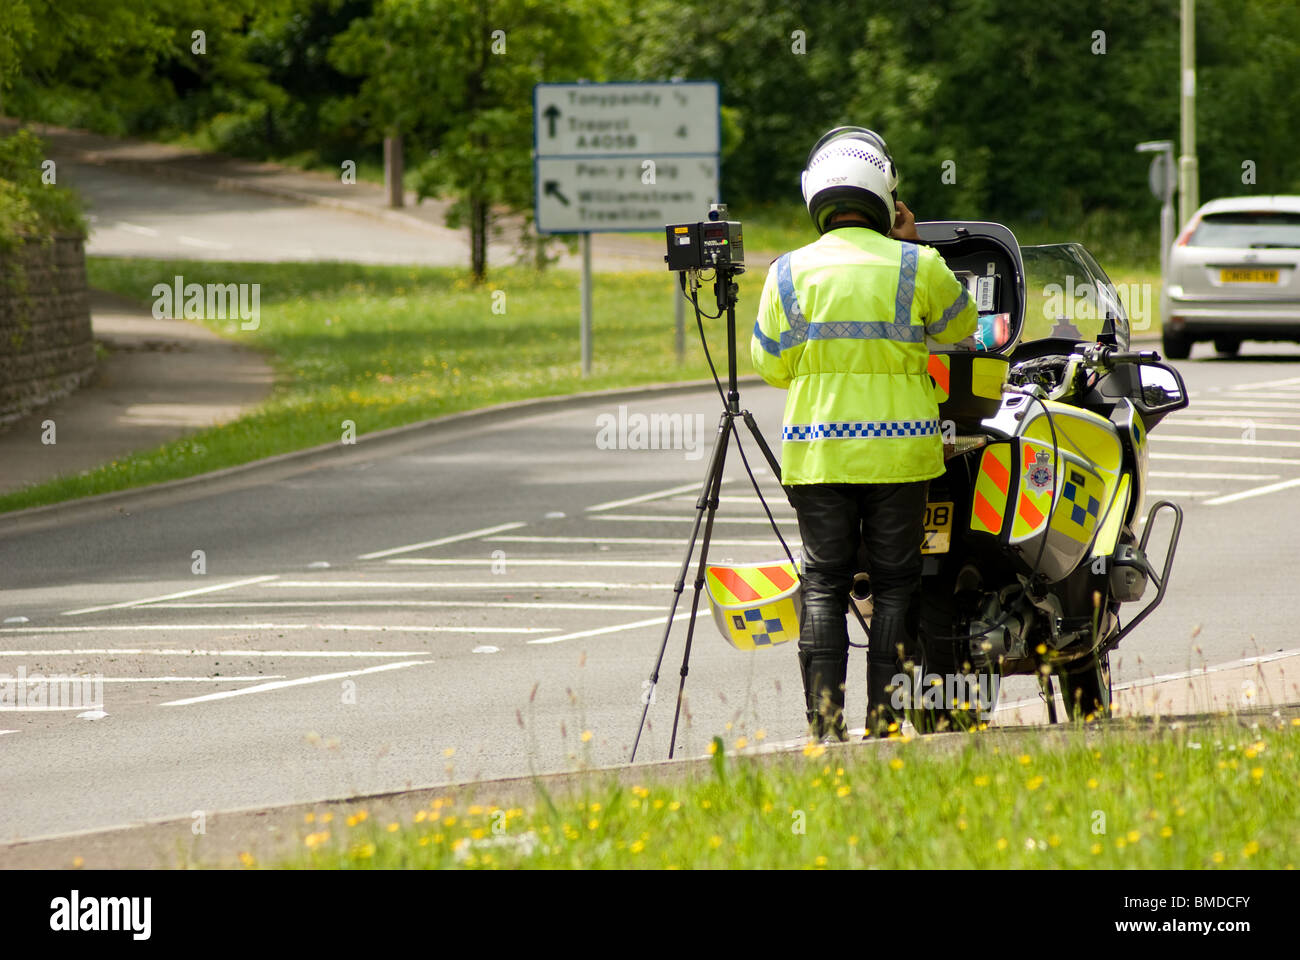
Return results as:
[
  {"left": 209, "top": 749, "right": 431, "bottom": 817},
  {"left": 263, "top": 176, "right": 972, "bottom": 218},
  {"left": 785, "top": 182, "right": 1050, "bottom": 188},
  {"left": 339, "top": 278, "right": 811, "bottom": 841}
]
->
[
  {"left": 533, "top": 81, "right": 721, "bottom": 375},
  {"left": 1137, "top": 139, "right": 1175, "bottom": 334}
]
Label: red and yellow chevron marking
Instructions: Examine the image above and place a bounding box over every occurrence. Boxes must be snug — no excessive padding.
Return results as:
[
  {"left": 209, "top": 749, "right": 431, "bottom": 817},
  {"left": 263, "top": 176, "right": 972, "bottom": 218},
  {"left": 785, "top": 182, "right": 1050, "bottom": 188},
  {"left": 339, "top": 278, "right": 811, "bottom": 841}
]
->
[
  {"left": 928, "top": 354, "right": 951, "bottom": 403},
  {"left": 970, "top": 443, "right": 1012, "bottom": 536},
  {"left": 706, "top": 562, "right": 797, "bottom": 606},
  {"left": 1009, "top": 439, "right": 1056, "bottom": 543}
]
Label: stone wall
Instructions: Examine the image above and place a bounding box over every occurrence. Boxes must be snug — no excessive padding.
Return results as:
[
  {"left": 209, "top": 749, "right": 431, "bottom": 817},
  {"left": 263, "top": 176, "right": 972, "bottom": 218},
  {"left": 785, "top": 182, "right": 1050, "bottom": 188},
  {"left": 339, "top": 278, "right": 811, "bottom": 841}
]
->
[{"left": 0, "top": 236, "right": 94, "bottom": 428}]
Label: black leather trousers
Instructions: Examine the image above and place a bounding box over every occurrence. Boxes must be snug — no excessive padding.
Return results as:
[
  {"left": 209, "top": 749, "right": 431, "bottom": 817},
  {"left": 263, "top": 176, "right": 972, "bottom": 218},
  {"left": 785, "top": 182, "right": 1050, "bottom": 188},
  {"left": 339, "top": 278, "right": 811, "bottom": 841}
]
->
[{"left": 787, "top": 481, "right": 929, "bottom": 738}]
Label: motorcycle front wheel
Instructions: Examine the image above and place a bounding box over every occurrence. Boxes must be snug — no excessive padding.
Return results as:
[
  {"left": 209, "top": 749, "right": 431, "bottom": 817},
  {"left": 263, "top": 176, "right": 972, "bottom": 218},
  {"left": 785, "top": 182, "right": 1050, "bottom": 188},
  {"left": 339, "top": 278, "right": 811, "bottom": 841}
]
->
[{"left": 1058, "top": 650, "right": 1112, "bottom": 721}]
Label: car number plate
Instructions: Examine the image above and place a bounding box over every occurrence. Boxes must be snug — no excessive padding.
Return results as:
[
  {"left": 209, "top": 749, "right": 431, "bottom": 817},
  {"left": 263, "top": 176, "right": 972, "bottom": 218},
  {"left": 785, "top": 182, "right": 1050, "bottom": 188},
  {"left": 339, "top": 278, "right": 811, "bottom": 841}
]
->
[
  {"left": 922, "top": 501, "right": 954, "bottom": 554},
  {"left": 1220, "top": 268, "right": 1279, "bottom": 283}
]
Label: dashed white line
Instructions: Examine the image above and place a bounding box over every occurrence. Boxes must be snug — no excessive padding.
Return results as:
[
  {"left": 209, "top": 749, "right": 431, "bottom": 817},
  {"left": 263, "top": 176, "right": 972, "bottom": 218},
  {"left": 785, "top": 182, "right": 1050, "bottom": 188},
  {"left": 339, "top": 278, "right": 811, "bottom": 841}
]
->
[
  {"left": 148, "top": 600, "right": 665, "bottom": 611},
  {"left": 159, "top": 660, "right": 433, "bottom": 707},
  {"left": 593, "top": 514, "right": 795, "bottom": 526},
  {"left": 1188, "top": 399, "right": 1300, "bottom": 410},
  {"left": 1149, "top": 451, "right": 1300, "bottom": 466},
  {"left": 116, "top": 222, "right": 159, "bottom": 236},
  {"left": 266, "top": 579, "right": 673, "bottom": 590},
  {"left": 0, "top": 648, "right": 434, "bottom": 658},
  {"left": 526, "top": 612, "right": 690, "bottom": 645},
  {"left": 62, "top": 575, "right": 281, "bottom": 616},
  {"left": 585, "top": 481, "right": 722, "bottom": 513},
  {"left": 90, "top": 676, "right": 284, "bottom": 682},
  {"left": 1171, "top": 418, "right": 1300, "bottom": 432},
  {"left": 387, "top": 558, "right": 683, "bottom": 568},
  {"left": 1148, "top": 471, "right": 1279, "bottom": 480},
  {"left": 1230, "top": 376, "right": 1300, "bottom": 390},
  {"left": 1153, "top": 435, "right": 1300, "bottom": 448},
  {"left": 2, "top": 623, "right": 555, "bottom": 635},
  {"left": 485, "top": 535, "right": 788, "bottom": 546},
  {"left": 1204, "top": 477, "right": 1300, "bottom": 506},
  {"left": 177, "top": 234, "right": 233, "bottom": 250},
  {"left": 357, "top": 521, "right": 527, "bottom": 560}
]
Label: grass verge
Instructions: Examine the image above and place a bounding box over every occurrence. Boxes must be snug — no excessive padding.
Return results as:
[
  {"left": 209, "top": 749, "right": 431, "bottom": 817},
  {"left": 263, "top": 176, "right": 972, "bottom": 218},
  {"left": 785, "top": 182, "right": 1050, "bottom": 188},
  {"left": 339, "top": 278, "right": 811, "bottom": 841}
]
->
[
  {"left": 0, "top": 259, "right": 765, "bottom": 514},
  {"left": 269, "top": 715, "right": 1300, "bottom": 870}
]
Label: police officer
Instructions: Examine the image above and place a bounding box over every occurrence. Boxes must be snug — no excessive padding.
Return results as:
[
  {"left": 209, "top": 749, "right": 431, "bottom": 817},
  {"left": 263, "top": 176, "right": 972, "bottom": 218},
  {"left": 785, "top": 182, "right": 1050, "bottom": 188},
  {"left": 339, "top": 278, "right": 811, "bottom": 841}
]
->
[{"left": 751, "top": 127, "right": 979, "bottom": 740}]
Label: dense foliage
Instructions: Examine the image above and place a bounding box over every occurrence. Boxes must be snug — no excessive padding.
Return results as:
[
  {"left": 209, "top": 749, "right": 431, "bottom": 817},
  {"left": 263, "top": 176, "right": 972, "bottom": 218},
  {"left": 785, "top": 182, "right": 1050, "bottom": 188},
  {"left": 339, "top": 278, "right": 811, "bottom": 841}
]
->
[{"left": 1, "top": 0, "right": 1297, "bottom": 271}]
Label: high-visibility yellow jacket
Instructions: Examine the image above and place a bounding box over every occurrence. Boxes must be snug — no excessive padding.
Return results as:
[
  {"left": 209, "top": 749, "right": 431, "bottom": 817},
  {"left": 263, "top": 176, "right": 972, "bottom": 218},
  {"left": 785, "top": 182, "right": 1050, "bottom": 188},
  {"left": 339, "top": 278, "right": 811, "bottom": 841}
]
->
[{"left": 751, "top": 226, "right": 979, "bottom": 485}]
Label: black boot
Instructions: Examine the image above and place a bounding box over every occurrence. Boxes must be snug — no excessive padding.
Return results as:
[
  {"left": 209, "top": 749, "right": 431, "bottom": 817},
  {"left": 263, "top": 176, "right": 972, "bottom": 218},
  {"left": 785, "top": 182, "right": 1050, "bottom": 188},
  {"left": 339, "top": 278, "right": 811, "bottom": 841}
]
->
[{"left": 865, "top": 614, "right": 907, "bottom": 737}]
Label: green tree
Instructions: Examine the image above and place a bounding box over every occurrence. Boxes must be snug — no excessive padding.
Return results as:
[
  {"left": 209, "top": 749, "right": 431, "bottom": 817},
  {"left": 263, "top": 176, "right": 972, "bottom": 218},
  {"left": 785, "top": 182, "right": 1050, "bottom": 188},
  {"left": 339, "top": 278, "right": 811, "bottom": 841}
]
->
[{"left": 329, "top": 0, "right": 610, "bottom": 281}]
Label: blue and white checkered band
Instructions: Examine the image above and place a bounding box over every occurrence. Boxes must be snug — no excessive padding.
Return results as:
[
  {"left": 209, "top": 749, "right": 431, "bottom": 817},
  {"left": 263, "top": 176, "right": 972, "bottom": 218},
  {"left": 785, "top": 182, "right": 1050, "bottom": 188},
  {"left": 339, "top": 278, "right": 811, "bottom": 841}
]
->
[{"left": 782, "top": 419, "right": 941, "bottom": 441}]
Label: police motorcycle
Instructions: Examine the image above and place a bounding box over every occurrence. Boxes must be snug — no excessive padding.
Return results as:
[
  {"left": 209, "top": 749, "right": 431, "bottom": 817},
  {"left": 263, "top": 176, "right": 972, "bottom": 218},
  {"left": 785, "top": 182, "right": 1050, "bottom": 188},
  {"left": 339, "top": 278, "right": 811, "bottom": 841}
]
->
[{"left": 873, "top": 221, "right": 1188, "bottom": 730}]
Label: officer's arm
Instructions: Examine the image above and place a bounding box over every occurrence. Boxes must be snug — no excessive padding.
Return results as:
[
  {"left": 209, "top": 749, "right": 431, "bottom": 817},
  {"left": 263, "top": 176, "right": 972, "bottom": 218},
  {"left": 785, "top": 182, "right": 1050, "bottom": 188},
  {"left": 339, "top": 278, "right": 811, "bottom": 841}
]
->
[
  {"left": 921, "top": 253, "right": 979, "bottom": 345},
  {"left": 751, "top": 266, "right": 792, "bottom": 388}
]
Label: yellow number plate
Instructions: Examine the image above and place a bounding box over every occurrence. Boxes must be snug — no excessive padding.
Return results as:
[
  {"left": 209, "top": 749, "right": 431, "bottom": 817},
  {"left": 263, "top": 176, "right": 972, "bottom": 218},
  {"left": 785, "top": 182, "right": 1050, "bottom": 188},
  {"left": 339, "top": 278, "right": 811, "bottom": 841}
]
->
[
  {"left": 1221, "top": 268, "right": 1278, "bottom": 283},
  {"left": 922, "top": 501, "right": 954, "bottom": 554}
]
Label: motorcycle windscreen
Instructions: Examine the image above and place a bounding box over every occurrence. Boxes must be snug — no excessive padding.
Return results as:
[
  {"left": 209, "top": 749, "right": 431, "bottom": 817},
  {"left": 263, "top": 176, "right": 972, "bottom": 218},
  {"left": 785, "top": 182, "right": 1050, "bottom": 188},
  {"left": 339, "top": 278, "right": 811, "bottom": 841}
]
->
[{"left": 1019, "top": 243, "right": 1131, "bottom": 349}]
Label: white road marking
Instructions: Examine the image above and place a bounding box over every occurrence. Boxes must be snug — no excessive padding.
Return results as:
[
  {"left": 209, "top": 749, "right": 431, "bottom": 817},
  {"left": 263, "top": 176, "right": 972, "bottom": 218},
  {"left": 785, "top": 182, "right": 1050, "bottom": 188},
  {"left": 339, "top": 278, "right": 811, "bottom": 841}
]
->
[
  {"left": 1, "top": 623, "right": 554, "bottom": 635},
  {"left": 1144, "top": 489, "right": 1217, "bottom": 497},
  {"left": 1152, "top": 434, "right": 1300, "bottom": 448},
  {"left": 1149, "top": 471, "right": 1278, "bottom": 480},
  {"left": 88, "top": 676, "right": 284, "bottom": 682},
  {"left": 357, "top": 521, "right": 527, "bottom": 560},
  {"left": 150, "top": 599, "right": 664, "bottom": 611},
  {"left": 62, "top": 575, "right": 281, "bottom": 616},
  {"left": 0, "top": 731, "right": 17, "bottom": 736},
  {"left": 1149, "top": 451, "right": 1300, "bottom": 466},
  {"left": 485, "top": 535, "right": 788, "bottom": 546},
  {"left": 177, "top": 234, "right": 233, "bottom": 250},
  {"left": 585, "top": 481, "right": 722, "bottom": 513},
  {"left": 159, "top": 660, "right": 433, "bottom": 707},
  {"left": 594, "top": 514, "right": 795, "bottom": 525},
  {"left": 1204, "top": 477, "right": 1300, "bottom": 506},
  {"left": 1218, "top": 392, "right": 1300, "bottom": 401},
  {"left": 527, "top": 612, "right": 690, "bottom": 646},
  {"left": 1230, "top": 376, "right": 1300, "bottom": 390},
  {"left": 472, "top": 646, "right": 500, "bottom": 654},
  {"left": 996, "top": 647, "right": 1300, "bottom": 714},
  {"left": 387, "top": 558, "right": 683, "bottom": 568},
  {"left": 1184, "top": 400, "right": 1300, "bottom": 411},
  {"left": 0, "top": 648, "right": 435, "bottom": 658},
  {"left": 116, "top": 222, "right": 159, "bottom": 236},
  {"left": 1171, "top": 418, "right": 1300, "bottom": 432},
  {"left": 0, "top": 705, "right": 98, "bottom": 713},
  {"left": 673, "top": 495, "right": 777, "bottom": 504},
  {"left": 266, "top": 579, "right": 673, "bottom": 590}
]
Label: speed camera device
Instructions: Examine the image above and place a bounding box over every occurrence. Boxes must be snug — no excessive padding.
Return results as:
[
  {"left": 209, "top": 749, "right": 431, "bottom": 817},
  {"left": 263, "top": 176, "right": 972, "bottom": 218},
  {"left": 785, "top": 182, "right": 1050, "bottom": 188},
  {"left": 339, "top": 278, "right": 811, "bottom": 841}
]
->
[{"left": 665, "top": 204, "right": 744, "bottom": 272}]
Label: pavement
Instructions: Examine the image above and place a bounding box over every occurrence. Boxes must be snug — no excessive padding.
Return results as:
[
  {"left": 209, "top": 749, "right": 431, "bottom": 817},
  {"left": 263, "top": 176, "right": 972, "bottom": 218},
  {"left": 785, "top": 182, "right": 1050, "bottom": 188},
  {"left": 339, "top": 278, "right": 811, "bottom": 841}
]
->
[
  {"left": 0, "top": 290, "right": 273, "bottom": 496},
  {"left": 1, "top": 345, "right": 1298, "bottom": 860}
]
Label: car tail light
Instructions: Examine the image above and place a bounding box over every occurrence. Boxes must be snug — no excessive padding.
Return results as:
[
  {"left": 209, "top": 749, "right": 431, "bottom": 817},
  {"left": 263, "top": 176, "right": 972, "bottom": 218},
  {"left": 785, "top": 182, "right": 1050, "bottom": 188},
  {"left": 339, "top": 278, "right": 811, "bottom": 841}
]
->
[
  {"left": 1168, "top": 315, "right": 1185, "bottom": 328},
  {"left": 1175, "top": 219, "right": 1198, "bottom": 246}
]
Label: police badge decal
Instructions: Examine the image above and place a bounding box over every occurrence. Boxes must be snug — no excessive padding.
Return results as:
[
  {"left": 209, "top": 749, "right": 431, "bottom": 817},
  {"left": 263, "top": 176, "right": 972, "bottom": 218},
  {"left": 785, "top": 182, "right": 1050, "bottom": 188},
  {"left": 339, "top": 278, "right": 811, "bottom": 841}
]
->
[{"left": 1027, "top": 449, "right": 1054, "bottom": 491}]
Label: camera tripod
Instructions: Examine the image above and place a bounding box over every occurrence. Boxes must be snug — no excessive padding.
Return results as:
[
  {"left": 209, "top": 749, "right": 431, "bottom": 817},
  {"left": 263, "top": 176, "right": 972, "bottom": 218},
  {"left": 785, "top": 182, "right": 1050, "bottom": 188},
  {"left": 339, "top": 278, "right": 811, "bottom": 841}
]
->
[{"left": 629, "top": 263, "right": 794, "bottom": 762}]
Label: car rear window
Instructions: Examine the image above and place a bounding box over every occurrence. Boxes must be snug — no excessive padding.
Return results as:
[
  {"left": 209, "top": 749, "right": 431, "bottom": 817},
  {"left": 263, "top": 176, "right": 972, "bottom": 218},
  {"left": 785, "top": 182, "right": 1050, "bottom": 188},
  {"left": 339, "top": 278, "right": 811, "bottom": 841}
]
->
[{"left": 1189, "top": 211, "right": 1300, "bottom": 248}]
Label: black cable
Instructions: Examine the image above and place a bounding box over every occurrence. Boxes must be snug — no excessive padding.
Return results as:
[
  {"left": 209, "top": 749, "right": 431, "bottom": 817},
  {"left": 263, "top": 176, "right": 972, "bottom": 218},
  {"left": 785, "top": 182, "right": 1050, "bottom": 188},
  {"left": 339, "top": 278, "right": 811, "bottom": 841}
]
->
[{"left": 687, "top": 274, "right": 799, "bottom": 572}]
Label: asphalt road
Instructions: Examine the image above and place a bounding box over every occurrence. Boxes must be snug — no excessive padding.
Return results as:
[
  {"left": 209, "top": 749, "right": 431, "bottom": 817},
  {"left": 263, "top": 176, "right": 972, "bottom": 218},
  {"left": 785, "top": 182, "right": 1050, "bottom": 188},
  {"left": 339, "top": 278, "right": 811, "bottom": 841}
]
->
[
  {"left": 2, "top": 345, "right": 1299, "bottom": 844},
  {"left": 62, "top": 160, "right": 657, "bottom": 271}
]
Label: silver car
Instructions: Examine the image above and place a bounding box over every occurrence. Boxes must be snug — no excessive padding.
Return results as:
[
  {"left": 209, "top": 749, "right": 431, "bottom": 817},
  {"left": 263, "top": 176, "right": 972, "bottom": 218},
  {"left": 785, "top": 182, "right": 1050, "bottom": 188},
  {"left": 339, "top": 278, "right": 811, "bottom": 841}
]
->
[{"left": 1163, "top": 195, "right": 1300, "bottom": 358}]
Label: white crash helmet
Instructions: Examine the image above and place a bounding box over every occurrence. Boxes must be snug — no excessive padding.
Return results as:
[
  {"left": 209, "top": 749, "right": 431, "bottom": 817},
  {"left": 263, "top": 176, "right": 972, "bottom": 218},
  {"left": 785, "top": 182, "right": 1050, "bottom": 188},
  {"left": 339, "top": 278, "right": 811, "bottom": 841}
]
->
[{"left": 801, "top": 126, "right": 899, "bottom": 235}]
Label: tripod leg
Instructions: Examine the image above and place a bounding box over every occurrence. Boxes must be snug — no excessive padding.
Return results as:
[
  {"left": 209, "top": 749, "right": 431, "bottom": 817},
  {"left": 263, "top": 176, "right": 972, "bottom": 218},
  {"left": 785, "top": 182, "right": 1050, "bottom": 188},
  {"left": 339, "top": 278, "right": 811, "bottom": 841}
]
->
[
  {"left": 668, "top": 418, "right": 731, "bottom": 759},
  {"left": 630, "top": 411, "right": 731, "bottom": 762},
  {"left": 741, "top": 409, "right": 783, "bottom": 483}
]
